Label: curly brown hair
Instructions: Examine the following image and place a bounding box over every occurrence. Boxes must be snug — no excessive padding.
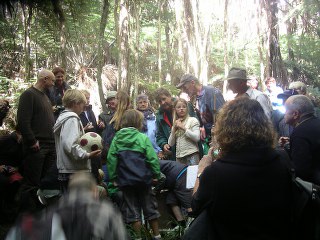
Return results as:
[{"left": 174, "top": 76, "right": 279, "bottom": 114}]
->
[
  {"left": 52, "top": 66, "right": 65, "bottom": 76},
  {"left": 213, "top": 97, "right": 276, "bottom": 156}
]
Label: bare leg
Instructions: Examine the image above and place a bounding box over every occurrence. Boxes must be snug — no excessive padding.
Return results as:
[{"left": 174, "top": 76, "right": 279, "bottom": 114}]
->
[
  {"left": 171, "top": 204, "right": 184, "bottom": 221},
  {"left": 148, "top": 218, "right": 160, "bottom": 236},
  {"left": 132, "top": 220, "right": 142, "bottom": 238}
]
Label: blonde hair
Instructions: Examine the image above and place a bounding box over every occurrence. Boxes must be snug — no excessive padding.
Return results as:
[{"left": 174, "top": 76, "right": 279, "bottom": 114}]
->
[
  {"left": 62, "top": 89, "right": 87, "bottom": 108},
  {"left": 80, "top": 89, "right": 90, "bottom": 98},
  {"left": 110, "top": 90, "right": 130, "bottom": 130},
  {"left": 120, "top": 109, "right": 143, "bottom": 130}
]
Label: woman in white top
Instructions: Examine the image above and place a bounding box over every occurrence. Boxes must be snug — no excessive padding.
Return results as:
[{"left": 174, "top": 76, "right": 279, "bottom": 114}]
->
[{"left": 168, "top": 98, "right": 200, "bottom": 165}]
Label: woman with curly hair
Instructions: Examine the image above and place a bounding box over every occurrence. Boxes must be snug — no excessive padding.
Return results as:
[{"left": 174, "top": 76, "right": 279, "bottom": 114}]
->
[{"left": 189, "top": 97, "right": 293, "bottom": 240}]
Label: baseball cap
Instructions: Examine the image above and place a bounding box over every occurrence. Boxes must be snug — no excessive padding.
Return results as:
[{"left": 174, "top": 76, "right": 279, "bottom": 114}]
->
[{"left": 176, "top": 74, "right": 198, "bottom": 89}]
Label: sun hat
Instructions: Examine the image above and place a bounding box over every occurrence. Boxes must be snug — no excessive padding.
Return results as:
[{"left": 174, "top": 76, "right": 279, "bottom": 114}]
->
[
  {"left": 225, "top": 67, "right": 250, "bottom": 81},
  {"left": 105, "top": 91, "right": 117, "bottom": 102}
]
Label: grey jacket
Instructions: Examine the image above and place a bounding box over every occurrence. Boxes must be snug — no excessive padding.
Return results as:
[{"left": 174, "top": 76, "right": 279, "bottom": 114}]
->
[{"left": 53, "top": 110, "right": 90, "bottom": 173}]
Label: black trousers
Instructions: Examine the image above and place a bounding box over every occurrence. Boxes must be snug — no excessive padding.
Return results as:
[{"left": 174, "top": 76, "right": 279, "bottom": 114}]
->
[{"left": 20, "top": 142, "right": 56, "bottom": 212}]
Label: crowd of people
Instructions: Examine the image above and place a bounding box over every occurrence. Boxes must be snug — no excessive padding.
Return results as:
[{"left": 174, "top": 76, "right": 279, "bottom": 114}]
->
[{"left": 0, "top": 66, "right": 319, "bottom": 240}]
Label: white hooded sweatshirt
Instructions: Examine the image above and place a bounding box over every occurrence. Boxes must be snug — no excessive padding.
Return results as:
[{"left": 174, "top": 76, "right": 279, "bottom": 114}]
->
[{"left": 53, "top": 110, "right": 90, "bottom": 173}]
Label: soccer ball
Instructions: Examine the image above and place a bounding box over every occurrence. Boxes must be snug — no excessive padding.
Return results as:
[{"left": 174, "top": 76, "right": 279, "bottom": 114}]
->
[{"left": 79, "top": 132, "right": 103, "bottom": 153}]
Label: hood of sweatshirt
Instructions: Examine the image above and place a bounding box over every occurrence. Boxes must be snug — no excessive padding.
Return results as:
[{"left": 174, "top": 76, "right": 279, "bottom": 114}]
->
[
  {"left": 113, "top": 127, "right": 145, "bottom": 151},
  {"left": 53, "top": 110, "right": 80, "bottom": 133}
]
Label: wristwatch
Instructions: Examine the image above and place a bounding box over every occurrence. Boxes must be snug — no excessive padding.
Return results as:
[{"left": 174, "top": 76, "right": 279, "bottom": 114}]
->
[{"left": 197, "top": 172, "right": 202, "bottom": 178}]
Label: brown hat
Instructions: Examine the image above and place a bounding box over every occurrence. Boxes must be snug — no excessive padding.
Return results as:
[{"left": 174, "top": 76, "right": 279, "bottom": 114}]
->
[
  {"left": 176, "top": 74, "right": 198, "bottom": 88},
  {"left": 225, "top": 67, "right": 250, "bottom": 81}
]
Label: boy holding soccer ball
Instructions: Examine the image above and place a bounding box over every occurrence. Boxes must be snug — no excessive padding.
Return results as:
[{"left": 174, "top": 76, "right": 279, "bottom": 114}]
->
[{"left": 53, "top": 89, "right": 101, "bottom": 192}]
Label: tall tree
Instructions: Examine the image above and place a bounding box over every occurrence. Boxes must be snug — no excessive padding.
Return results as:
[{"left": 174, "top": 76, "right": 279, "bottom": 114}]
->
[
  {"left": 263, "top": 0, "right": 288, "bottom": 86},
  {"left": 175, "top": 0, "right": 212, "bottom": 84},
  {"left": 257, "top": 0, "right": 266, "bottom": 86},
  {"left": 223, "top": 0, "right": 229, "bottom": 96},
  {"left": 157, "top": 0, "right": 163, "bottom": 85},
  {"left": 51, "top": 0, "right": 67, "bottom": 70},
  {"left": 131, "top": 0, "right": 141, "bottom": 107},
  {"left": 21, "top": 2, "right": 33, "bottom": 81},
  {"left": 97, "top": 0, "right": 110, "bottom": 112},
  {"left": 118, "top": 0, "right": 129, "bottom": 91}
]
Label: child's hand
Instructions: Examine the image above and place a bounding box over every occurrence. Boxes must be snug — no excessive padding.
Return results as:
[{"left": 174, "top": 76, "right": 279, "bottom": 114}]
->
[
  {"left": 89, "top": 150, "right": 102, "bottom": 158},
  {"left": 98, "top": 120, "right": 105, "bottom": 129},
  {"left": 175, "top": 119, "right": 186, "bottom": 131},
  {"left": 157, "top": 151, "right": 165, "bottom": 160},
  {"left": 278, "top": 137, "right": 290, "bottom": 147},
  {"left": 163, "top": 144, "right": 172, "bottom": 154},
  {"left": 84, "top": 122, "right": 94, "bottom": 131}
]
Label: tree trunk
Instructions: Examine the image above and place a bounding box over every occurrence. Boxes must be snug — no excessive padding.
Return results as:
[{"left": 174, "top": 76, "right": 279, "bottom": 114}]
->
[
  {"left": 118, "top": 0, "right": 129, "bottom": 92},
  {"left": 264, "top": 0, "right": 288, "bottom": 87},
  {"left": 285, "top": 1, "right": 297, "bottom": 84},
  {"left": 51, "top": 0, "right": 67, "bottom": 70},
  {"left": 175, "top": 0, "right": 212, "bottom": 85},
  {"left": 164, "top": 0, "right": 173, "bottom": 84},
  {"left": 256, "top": 0, "right": 265, "bottom": 89},
  {"left": 223, "top": 0, "right": 229, "bottom": 96},
  {"left": 157, "top": 0, "right": 163, "bottom": 85},
  {"left": 97, "top": 0, "right": 110, "bottom": 113},
  {"left": 132, "top": 1, "right": 141, "bottom": 108},
  {"left": 22, "top": 2, "right": 33, "bottom": 81}
]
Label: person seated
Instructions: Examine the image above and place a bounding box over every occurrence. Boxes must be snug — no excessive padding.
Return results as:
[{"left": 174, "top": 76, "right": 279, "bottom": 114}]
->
[
  {"left": 97, "top": 169, "right": 108, "bottom": 200},
  {"left": 0, "top": 99, "right": 10, "bottom": 126},
  {"left": 0, "top": 131, "right": 23, "bottom": 223}
]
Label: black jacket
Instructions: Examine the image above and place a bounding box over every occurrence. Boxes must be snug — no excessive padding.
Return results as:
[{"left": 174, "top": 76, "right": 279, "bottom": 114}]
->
[
  {"left": 79, "top": 105, "right": 99, "bottom": 134},
  {"left": 192, "top": 147, "right": 293, "bottom": 240},
  {"left": 289, "top": 115, "right": 320, "bottom": 185}
]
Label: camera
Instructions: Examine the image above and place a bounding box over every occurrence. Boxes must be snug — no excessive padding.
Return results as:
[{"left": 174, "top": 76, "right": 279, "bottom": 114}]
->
[{"left": 55, "top": 105, "right": 65, "bottom": 113}]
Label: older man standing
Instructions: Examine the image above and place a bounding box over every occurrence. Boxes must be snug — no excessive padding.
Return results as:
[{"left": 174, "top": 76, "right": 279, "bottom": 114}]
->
[
  {"left": 17, "top": 69, "right": 56, "bottom": 212},
  {"left": 284, "top": 95, "right": 320, "bottom": 185},
  {"left": 176, "top": 74, "right": 225, "bottom": 142},
  {"left": 226, "top": 67, "right": 272, "bottom": 119}
]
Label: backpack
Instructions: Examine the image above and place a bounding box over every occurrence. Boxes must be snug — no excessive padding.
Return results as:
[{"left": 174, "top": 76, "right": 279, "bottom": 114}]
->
[
  {"left": 116, "top": 150, "right": 153, "bottom": 188},
  {"left": 291, "top": 171, "right": 320, "bottom": 240}
]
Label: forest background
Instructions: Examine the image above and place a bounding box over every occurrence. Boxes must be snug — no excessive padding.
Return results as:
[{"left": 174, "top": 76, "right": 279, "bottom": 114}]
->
[{"left": 0, "top": 0, "right": 320, "bottom": 131}]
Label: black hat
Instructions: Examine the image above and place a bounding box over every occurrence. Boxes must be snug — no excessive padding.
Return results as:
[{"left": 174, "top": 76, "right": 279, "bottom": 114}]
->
[{"left": 277, "top": 89, "right": 299, "bottom": 100}]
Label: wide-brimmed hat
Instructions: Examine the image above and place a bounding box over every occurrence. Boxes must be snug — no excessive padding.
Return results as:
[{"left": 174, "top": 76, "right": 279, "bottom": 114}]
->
[
  {"left": 225, "top": 67, "right": 250, "bottom": 81},
  {"left": 176, "top": 74, "right": 198, "bottom": 88},
  {"left": 105, "top": 91, "right": 117, "bottom": 102}
]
